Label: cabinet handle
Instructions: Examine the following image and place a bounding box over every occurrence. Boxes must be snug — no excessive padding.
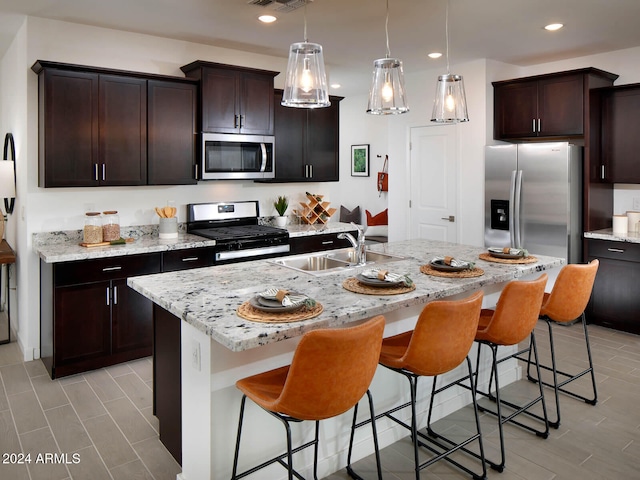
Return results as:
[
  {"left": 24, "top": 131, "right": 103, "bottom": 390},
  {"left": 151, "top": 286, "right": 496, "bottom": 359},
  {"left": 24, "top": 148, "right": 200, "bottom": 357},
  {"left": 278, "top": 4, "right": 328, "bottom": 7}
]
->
[
  {"left": 181, "top": 257, "right": 199, "bottom": 262},
  {"left": 102, "top": 164, "right": 106, "bottom": 181},
  {"left": 321, "top": 240, "right": 334, "bottom": 245},
  {"left": 601, "top": 165, "right": 605, "bottom": 180},
  {"left": 106, "top": 287, "right": 110, "bottom": 306},
  {"left": 94, "top": 164, "right": 99, "bottom": 181},
  {"left": 113, "top": 286, "right": 118, "bottom": 305},
  {"left": 537, "top": 118, "right": 541, "bottom": 132},
  {"left": 239, "top": 115, "right": 244, "bottom": 128},
  {"left": 532, "top": 119, "right": 536, "bottom": 133},
  {"left": 309, "top": 164, "right": 313, "bottom": 178},
  {"left": 194, "top": 164, "right": 199, "bottom": 179},
  {"left": 607, "top": 248, "right": 625, "bottom": 253},
  {"left": 234, "top": 114, "right": 239, "bottom": 128},
  {"left": 102, "top": 266, "right": 122, "bottom": 272}
]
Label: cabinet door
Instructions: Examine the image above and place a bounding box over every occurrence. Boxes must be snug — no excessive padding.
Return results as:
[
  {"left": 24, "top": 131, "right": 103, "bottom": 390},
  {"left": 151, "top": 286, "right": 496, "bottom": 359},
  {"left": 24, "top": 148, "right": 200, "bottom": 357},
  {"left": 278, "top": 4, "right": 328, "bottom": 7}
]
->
[
  {"left": 111, "top": 279, "right": 153, "bottom": 355},
  {"left": 240, "top": 72, "right": 275, "bottom": 135},
  {"left": 148, "top": 80, "right": 197, "bottom": 185},
  {"left": 54, "top": 282, "right": 111, "bottom": 367},
  {"left": 99, "top": 75, "right": 147, "bottom": 185},
  {"left": 538, "top": 74, "right": 584, "bottom": 137},
  {"left": 201, "top": 68, "right": 238, "bottom": 133},
  {"left": 493, "top": 80, "right": 538, "bottom": 139},
  {"left": 40, "top": 69, "right": 99, "bottom": 187},
  {"left": 307, "top": 102, "right": 340, "bottom": 181},
  {"left": 273, "top": 90, "right": 306, "bottom": 180},
  {"left": 602, "top": 89, "right": 640, "bottom": 183}
]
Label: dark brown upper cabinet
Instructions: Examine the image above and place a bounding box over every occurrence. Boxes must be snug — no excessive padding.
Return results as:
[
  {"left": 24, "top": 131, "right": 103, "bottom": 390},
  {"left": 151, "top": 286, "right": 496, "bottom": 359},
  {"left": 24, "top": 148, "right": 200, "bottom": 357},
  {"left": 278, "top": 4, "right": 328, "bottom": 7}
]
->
[
  {"left": 493, "top": 68, "right": 618, "bottom": 141},
  {"left": 267, "top": 89, "right": 342, "bottom": 183},
  {"left": 600, "top": 85, "right": 640, "bottom": 184},
  {"left": 181, "top": 61, "right": 279, "bottom": 135},
  {"left": 32, "top": 60, "right": 197, "bottom": 187}
]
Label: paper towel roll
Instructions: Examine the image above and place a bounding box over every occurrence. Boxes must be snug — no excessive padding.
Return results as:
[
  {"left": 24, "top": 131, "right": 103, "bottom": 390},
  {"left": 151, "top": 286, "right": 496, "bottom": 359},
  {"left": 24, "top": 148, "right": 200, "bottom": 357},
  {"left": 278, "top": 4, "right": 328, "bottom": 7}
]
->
[
  {"left": 626, "top": 211, "right": 640, "bottom": 233},
  {"left": 613, "top": 214, "right": 628, "bottom": 234}
]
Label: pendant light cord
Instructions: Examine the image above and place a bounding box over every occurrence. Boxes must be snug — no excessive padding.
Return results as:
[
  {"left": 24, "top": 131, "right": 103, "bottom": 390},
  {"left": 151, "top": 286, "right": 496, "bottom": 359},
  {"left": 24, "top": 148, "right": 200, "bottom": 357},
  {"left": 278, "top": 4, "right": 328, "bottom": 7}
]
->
[
  {"left": 445, "top": 0, "right": 450, "bottom": 74},
  {"left": 303, "top": 3, "right": 308, "bottom": 42},
  {"left": 385, "top": 0, "right": 391, "bottom": 58}
]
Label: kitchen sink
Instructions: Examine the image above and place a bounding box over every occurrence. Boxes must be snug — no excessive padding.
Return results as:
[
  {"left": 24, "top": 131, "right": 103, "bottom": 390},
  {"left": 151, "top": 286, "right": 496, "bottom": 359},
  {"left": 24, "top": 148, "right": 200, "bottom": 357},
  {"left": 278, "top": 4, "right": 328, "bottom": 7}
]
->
[{"left": 269, "top": 248, "right": 405, "bottom": 276}]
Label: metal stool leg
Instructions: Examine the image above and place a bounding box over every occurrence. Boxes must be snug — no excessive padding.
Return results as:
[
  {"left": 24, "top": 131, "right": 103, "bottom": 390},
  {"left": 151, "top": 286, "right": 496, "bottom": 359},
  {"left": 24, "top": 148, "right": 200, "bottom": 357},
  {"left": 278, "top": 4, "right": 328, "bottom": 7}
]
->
[{"left": 346, "top": 390, "right": 383, "bottom": 480}]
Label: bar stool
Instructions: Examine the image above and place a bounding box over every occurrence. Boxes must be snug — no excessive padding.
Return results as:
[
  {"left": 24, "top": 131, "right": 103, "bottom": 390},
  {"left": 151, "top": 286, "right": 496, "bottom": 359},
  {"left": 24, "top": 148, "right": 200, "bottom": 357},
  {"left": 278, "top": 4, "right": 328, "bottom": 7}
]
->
[
  {"left": 473, "top": 274, "right": 549, "bottom": 472},
  {"left": 524, "top": 259, "right": 600, "bottom": 428},
  {"left": 231, "top": 316, "right": 385, "bottom": 480},
  {"left": 349, "top": 291, "right": 486, "bottom": 480}
]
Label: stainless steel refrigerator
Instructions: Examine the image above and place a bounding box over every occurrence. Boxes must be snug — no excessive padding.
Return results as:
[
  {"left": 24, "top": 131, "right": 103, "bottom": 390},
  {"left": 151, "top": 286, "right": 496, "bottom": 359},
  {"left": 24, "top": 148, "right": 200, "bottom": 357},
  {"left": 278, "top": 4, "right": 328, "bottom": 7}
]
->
[{"left": 484, "top": 142, "right": 583, "bottom": 263}]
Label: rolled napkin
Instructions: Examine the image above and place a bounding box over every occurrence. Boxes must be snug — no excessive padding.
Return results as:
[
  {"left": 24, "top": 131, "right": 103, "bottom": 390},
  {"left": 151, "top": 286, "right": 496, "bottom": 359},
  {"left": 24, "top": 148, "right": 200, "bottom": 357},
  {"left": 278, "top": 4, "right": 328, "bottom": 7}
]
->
[
  {"left": 488, "top": 247, "right": 529, "bottom": 257},
  {"left": 431, "top": 256, "right": 474, "bottom": 269},
  {"left": 259, "top": 287, "right": 310, "bottom": 307},
  {"left": 361, "top": 269, "right": 413, "bottom": 286}
]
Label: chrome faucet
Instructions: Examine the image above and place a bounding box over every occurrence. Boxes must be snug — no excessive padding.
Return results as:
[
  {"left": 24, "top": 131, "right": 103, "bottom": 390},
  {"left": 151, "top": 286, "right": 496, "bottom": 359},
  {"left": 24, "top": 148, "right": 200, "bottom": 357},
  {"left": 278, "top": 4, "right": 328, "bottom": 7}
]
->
[{"left": 338, "top": 223, "right": 367, "bottom": 265}]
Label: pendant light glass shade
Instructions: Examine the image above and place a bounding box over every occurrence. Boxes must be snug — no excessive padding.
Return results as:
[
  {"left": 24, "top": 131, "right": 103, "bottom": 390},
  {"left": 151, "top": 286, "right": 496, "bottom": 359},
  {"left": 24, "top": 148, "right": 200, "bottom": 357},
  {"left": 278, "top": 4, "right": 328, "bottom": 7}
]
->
[
  {"left": 366, "top": 0, "right": 409, "bottom": 115},
  {"left": 431, "top": 0, "right": 469, "bottom": 123},
  {"left": 281, "top": 41, "right": 331, "bottom": 108},
  {"left": 431, "top": 73, "right": 468, "bottom": 123},
  {"left": 367, "top": 57, "right": 409, "bottom": 115}
]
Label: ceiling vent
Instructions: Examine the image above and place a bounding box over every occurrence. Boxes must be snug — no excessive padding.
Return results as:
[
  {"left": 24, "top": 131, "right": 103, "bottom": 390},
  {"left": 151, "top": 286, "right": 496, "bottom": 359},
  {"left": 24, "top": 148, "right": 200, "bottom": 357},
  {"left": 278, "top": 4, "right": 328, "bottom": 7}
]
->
[{"left": 247, "top": 0, "right": 313, "bottom": 13}]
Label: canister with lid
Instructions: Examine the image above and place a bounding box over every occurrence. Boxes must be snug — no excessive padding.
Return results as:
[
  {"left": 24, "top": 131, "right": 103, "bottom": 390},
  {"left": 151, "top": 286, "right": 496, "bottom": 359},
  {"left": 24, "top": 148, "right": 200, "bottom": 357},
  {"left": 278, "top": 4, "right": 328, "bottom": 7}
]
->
[
  {"left": 102, "top": 211, "right": 121, "bottom": 241},
  {"left": 84, "top": 212, "right": 103, "bottom": 244}
]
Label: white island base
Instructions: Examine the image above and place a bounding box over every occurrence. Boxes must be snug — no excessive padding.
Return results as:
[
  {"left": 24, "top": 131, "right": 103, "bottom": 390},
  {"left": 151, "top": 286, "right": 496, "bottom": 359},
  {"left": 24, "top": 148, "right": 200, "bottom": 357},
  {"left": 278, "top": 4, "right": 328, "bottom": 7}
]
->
[{"left": 178, "top": 286, "right": 524, "bottom": 480}]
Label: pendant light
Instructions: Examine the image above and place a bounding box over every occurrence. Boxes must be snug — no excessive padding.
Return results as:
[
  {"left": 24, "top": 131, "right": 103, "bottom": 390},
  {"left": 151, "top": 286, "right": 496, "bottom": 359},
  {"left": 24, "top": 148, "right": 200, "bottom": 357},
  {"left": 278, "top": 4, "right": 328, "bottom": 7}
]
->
[
  {"left": 281, "top": 4, "right": 330, "bottom": 108},
  {"left": 367, "top": 0, "right": 409, "bottom": 115},
  {"left": 431, "top": 0, "right": 468, "bottom": 123}
]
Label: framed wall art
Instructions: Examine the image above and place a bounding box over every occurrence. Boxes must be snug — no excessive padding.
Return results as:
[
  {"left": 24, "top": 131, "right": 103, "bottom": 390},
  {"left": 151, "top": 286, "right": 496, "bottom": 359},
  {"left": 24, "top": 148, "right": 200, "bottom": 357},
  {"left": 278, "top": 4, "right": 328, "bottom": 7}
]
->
[{"left": 351, "top": 144, "right": 370, "bottom": 177}]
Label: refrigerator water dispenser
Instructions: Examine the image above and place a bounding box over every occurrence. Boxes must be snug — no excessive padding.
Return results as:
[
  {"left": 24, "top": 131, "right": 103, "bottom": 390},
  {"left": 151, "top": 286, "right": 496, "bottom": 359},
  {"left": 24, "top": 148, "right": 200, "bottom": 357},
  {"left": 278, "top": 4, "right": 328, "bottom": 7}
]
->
[{"left": 490, "top": 199, "right": 509, "bottom": 231}]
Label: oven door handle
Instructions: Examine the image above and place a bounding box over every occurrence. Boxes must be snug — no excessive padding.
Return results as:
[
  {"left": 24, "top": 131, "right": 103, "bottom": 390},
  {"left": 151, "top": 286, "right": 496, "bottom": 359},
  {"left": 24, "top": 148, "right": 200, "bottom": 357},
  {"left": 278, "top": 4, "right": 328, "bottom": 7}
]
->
[{"left": 259, "top": 143, "right": 267, "bottom": 172}]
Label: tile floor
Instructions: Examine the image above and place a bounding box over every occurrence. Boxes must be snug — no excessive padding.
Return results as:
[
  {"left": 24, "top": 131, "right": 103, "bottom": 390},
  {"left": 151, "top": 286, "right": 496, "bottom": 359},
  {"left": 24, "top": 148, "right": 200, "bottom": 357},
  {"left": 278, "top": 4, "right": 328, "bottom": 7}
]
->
[
  {"left": 0, "top": 345, "right": 180, "bottom": 480},
  {"left": 1, "top": 320, "right": 638, "bottom": 480}
]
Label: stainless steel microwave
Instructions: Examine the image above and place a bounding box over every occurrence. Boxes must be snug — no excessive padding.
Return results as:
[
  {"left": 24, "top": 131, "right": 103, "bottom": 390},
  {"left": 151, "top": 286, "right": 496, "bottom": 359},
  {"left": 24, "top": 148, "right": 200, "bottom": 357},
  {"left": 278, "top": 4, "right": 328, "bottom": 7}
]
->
[{"left": 200, "top": 133, "right": 275, "bottom": 180}]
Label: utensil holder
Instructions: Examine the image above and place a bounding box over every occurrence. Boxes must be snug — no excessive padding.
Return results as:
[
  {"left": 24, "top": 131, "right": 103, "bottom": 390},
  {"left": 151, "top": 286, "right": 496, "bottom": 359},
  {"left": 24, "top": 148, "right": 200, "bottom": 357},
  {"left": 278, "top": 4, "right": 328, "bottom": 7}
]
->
[{"left": 159, "top": 217, "right": 178, "bottom": 239}]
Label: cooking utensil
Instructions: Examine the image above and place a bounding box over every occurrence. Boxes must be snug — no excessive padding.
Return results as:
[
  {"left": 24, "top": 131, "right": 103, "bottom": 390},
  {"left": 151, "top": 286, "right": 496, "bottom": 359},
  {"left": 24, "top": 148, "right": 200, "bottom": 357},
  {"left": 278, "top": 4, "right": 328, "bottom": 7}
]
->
[{"left": 155, "top": 207, "right": 165, "bottom": 218}]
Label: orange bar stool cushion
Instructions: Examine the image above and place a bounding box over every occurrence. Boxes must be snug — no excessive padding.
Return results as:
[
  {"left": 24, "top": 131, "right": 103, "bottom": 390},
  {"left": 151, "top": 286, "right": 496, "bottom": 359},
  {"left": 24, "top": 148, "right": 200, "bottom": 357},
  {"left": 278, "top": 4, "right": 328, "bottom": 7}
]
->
[{"left": 540, "top": 259, "right": 599, "bottom": 322}]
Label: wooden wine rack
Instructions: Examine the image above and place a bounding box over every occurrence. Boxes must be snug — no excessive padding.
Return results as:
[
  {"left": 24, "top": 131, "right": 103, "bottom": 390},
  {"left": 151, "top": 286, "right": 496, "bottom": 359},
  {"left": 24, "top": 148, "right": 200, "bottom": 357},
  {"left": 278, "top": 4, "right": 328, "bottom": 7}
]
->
[{"left": 298, "top": 193, "right": 336, "bottom": 225}]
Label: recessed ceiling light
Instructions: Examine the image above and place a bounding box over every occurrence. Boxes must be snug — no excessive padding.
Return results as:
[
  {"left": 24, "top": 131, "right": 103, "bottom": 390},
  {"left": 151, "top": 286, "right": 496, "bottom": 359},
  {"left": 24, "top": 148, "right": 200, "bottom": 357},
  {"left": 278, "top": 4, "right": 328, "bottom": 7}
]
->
[
  {"left": 428, "top": 52, "right": 442, "bottom": 59},
  {"left": 544, "top": 23, "right": 563, "bottom": 31},
  {"left": 330, "top": 83, "right": 341, "bottom": 89},
  {"left": 259, "top": 15, "right": 277, "bottom": 23}
]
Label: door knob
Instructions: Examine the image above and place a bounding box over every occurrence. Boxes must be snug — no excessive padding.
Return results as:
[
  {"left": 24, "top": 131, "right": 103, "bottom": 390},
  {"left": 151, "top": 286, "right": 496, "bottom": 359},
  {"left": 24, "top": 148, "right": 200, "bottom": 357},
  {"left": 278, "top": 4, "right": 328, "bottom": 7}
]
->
[{"left": 441, "top": 215, "right": 455, "bottom": 222}]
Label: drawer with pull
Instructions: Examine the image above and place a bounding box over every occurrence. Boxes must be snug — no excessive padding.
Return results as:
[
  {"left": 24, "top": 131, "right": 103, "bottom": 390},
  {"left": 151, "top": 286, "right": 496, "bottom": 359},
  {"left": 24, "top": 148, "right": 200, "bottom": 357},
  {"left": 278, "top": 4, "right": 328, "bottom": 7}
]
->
[
  {"left": 587, "top": 239, "right": 640, "bottom": 262},
  {"left": 162, "top": 247, "right": 216, "bottom": 272},
  {"left": 54, "top": 253, "right": 162, "bottom": 287}
]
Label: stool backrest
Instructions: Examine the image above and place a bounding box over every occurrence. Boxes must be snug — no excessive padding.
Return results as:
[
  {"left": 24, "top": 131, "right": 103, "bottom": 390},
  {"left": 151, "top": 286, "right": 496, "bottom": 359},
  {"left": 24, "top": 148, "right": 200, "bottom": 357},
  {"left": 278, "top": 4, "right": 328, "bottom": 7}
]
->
[
  {"left": 275, "top": 315, "right": 385, "bottom": 421},
  {"left": 481, "top": 274, "right": 547, "bottom": 346},
  {"left": 401, "top": 291, "right": 484, "bottom": 377},
  {"left": 540, "top": 260, "right": 599, "bottom": 322}
]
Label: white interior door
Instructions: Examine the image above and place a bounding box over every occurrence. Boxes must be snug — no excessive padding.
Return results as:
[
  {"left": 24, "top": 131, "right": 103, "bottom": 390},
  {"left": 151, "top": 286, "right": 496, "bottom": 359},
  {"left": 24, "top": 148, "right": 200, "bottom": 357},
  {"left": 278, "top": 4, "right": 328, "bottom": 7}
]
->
[{"left": 409, "top": 125, "right": 458, "bottom": 242}]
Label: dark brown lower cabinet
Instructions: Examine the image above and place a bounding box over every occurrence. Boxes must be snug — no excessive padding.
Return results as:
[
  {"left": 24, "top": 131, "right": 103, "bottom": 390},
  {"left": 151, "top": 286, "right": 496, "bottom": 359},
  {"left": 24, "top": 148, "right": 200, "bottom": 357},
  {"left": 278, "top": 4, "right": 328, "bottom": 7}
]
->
[
  {"left": 40, "top": 253, "right": 161, "bottom": 378},
  {"left": 586, "top": 239, "right": 640, "bottom": 334}
]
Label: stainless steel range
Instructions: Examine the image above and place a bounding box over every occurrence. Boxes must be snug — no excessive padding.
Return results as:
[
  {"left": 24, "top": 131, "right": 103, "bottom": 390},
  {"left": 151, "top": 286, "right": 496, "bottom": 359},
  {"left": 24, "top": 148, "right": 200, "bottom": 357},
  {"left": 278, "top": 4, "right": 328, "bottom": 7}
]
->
[{"left": 187, "top": 201, "right": 290, "bottom": 264}]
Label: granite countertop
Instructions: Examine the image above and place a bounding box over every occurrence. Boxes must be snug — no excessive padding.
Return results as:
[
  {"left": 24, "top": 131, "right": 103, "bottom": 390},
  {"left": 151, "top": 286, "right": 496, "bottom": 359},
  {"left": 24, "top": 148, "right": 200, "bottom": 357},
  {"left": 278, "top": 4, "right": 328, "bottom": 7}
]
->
[
  {"left": 584, "top": 229, "right": 640, "bottom": 244},
  {"left": 33, "top": 225, "right": 217, "bottom": 263},
  {"left": 32, "top": 221, "right": 359, "bottom": 263},
  {"left": 127, "top": 239, "right": 564, "bottom": 352}
]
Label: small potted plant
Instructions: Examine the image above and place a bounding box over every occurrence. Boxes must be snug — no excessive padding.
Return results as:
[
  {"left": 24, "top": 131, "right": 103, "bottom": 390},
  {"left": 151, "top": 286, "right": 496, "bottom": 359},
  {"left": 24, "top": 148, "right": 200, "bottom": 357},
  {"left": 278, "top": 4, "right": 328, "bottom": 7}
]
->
[{"left": 273, "top": 195, "right": 289, "bottom": 227}]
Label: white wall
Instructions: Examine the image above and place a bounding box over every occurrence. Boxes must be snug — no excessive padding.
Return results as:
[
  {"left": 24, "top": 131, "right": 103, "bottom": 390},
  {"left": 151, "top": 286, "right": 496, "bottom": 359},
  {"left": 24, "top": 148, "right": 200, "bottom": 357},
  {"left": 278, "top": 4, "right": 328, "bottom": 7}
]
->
[{"left": 2, "top": 14, "right": 640, "bottom": 360}]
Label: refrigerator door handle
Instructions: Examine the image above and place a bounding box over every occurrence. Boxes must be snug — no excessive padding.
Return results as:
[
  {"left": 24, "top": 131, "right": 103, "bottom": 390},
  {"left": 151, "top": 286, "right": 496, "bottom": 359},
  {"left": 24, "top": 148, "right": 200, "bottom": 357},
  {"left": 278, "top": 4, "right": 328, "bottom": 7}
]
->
[
  {"left": 509, "top": 170, "right": 517, "bottom": 247},
  {"left": 514, "top": 169, "right": 523, "bottom": 248}
]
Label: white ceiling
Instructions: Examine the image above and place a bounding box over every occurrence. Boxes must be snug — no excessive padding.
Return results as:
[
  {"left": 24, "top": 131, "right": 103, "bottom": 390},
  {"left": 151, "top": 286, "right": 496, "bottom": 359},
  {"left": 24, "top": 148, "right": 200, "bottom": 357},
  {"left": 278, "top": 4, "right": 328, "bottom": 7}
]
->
[{"left": 2, "top": 0, "right": 640, "bottom": 94}]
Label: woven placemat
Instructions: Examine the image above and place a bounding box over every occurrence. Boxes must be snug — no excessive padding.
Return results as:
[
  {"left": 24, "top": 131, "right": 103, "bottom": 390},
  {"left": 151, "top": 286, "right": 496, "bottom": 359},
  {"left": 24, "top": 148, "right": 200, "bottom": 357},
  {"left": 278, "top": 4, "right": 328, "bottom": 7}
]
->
[
  {"left": 342, "top": 277, "right": 416, "bottom": 295},
  {"left": 419, "top": 264, "right": 485, "bottom": 278},
  {"left": 478, "top": 253, "right": 538, "bottom": 264},
  {"left": 236, "top": 301, "right": 324, "bottom": 323}
]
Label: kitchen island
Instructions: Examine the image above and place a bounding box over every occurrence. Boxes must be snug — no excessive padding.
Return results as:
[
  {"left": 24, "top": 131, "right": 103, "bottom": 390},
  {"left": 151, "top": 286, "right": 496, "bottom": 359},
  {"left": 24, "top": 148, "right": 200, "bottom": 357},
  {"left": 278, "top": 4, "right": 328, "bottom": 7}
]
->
[{"left": 127, "top": 239, "right": 564, "bottom": 480}]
